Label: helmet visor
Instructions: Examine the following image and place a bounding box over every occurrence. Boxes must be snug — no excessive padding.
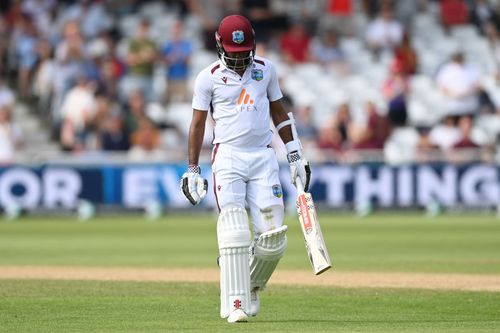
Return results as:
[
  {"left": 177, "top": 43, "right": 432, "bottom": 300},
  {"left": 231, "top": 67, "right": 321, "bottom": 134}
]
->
[{"left": 223, "top": 51, "right": 253, "bottom": 71}]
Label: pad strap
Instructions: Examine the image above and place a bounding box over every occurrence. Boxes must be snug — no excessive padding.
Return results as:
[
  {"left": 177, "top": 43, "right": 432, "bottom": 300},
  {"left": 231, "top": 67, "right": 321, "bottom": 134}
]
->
[{"left": 276, "top": 119, "right": 293, "bottom": 131}]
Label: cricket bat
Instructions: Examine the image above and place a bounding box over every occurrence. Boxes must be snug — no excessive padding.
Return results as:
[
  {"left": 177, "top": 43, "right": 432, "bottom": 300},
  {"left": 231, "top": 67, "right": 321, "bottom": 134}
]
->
[{"left": 295, "top": 178, "right": 332, "bottom": 275}]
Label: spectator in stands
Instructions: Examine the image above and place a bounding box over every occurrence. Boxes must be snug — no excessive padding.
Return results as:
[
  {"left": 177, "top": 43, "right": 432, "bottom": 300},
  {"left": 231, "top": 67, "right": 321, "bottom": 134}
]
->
[
  {"left": 241, "top": 0, "right": 288, "bottom": 43},
  {"left": 85, "top": 37, "right": 107, "bottom": 89},
  {"left": 99, "top": 113, "right": 130, "bottom": 151},
  {"left": 21, "top": 0, "right": 57, "bottom": 41},
  {"left": 393, "top": 32, "right": 418, "bottom": 76},
  {"left": 186, "top": 0, "right": 229, "bottom": 51},
  {"left": 470, "top": 0, "right": 499, "bottom": 35},
  {"left": 53, "top": 21, "right": 88, "bottom": 122},
  {"left": 361, "top": 0, "right": 381, "bottom": 19},
  {"left": 7, "top": 3, "right": 26, "bottom": 71},
  {"left": 295, "top": 105, "right": 318, "bottom": 148},
  {"left": 99, "top": 35, "right": 125, "bottom": 99},
  {"left": 0, "top": 16, "right": 7, "bottom": 76},
  {"left": 436, "top": 52, "right": 480, "bottom": 118},
  {"left": 322, "top": 0, "right": 355, "bottom": 36},
  {"left": 448, "top": 115, "right": 484, "bottom": 163},
  {"left": 59, "top": 75, "right": 97, "bottom": 151},
  {"left": 0, "top": 105, "right": 23, "bottom": 164},
  {"left": 365, "top": 3, "right": 403, "bottom": 56},
  {"left": 416, "top": 127, "right": 439, "bottom": 162},
  {"left": 382, "top": 58, "right": 409, "bottom": 127},
  {"left": 0, "top": 78, "right": 16, "bottom": 117},
  {"left": 162, "top": 21, "right": 192, "bottom": 103},
  {"left": 280, "top": 21, "right": 311, "bottom": 64},
  {"left": 453, "top": 116, "right": 479, "bottom": 149},
  {"left": 485, "top": 21, "right": 500, "bottom": 81},
  {"left": 124, "top": 19, "right": 156, "bottom": 102},
  {"left": 0, "top": 80, "right": 17, "bottom": 157},
  {"left": 428, "top": 115, "right": 462, "bottom": 150},
  {"left": 124, "top": 89, "right": 147, "bottom": 134},
  {"left": 309, "top": 29, "right": 348, "bottom": 74},
  {"left": 59, "top": 0, "right": 111, "bottom": 39},
  {"left": 317, "top": 102, "right": 351, "bottom": 152},
  {"left": 33, "top": 39, "right": 55, "bottom": 124},
  {"left": 16, "top": 13, "right": 39, "bottom": 100},
  {"left": 349, "top": 101, "right": 390, "bottom": 150},
  {"left": 128, "top": 116, "right": 163, "bottom": 161},
  {"left": 393, "top": 0, "right": 420, "bottom": 26},
  {"left": 440, "top": 0, "right": 469, "bottom": 32}
]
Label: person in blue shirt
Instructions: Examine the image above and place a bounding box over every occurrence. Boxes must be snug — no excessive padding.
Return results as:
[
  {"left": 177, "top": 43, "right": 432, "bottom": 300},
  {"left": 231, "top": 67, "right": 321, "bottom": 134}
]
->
[{"left": 162, "top": 21, "right": 192, "bottom": 103}]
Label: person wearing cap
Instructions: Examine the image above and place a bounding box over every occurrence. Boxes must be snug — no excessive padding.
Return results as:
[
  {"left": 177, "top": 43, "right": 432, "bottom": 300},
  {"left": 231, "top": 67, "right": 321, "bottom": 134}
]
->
[{"left": 180, "top": 15, "right": 311, "bottom": 323}]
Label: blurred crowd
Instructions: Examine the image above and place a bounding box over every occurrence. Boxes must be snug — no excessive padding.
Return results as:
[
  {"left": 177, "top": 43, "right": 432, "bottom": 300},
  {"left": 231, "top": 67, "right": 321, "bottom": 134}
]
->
[{"left": 0, "top": 0, "right": 499, "bottom": 164}]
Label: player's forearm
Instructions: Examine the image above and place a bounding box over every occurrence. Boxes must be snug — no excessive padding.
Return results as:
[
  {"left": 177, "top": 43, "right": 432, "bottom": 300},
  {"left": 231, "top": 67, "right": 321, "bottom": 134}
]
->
[
  {"left": 188, "top": 110, "right": 207, "bottom": 166},
  {"left": 272, "top": 113, "right": 293, "bottom": 144},
  {"left": 277, "top": 124, "right": 294, "bottom": 145},
  {"left": 188, "top": 127, "right": 204, "bottom": 166}
]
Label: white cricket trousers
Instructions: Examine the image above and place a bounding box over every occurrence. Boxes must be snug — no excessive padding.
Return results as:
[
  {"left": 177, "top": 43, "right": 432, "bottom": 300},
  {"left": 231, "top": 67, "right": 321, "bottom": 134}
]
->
[{"left": 211, "top": 143, "right": 284, "bottom": 236}]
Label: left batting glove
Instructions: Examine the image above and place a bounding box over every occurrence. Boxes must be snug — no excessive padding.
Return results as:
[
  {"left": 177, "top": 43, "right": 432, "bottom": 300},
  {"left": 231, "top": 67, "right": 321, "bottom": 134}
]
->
[
  {"left": 180, "top": 165, "right": 208, "bottom": 205},
  {"left": 287, "top": 151, "right": 311, "bottom": 192}
]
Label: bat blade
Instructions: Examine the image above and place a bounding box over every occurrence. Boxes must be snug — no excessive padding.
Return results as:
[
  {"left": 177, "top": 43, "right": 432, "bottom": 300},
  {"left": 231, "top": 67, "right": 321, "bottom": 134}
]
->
[{"left": 296, "top": 192, "right": 332, "bottom": 275}]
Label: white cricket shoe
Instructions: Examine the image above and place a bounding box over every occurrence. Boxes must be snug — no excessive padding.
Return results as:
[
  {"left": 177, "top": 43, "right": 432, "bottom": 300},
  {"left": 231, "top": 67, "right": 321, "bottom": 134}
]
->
[
  {"left": 227, "top": 308, "right": 248, "bottom": 323},
  {"left": 249, "top": 288, "right": 260, "bottom": 316}
]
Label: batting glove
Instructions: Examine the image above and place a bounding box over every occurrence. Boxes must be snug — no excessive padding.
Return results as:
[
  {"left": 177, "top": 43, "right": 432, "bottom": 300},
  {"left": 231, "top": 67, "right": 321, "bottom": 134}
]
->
[
  {"left": 180, "top": 165, "right": 208, "bottom": 205},
  {"left": 287, "top": 151, "right": 311, "bottom": 192}
]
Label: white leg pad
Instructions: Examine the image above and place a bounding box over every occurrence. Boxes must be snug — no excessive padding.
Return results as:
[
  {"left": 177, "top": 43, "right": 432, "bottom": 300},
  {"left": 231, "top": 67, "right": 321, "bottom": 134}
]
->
[
  {"left": 250, "top": 225, "right": 288, "bottom": 290},
  {"left": 217, "top": 207, "right": 252, "bottom": 318}
]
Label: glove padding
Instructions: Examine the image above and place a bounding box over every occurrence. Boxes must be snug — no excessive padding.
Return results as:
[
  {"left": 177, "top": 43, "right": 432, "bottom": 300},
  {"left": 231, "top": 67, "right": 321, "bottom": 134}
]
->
[
  {"left": 180, "top": 166, "right": 208, "bottom": 205},
  {"left": 287, "top": 151, "right": 311, "bottom": 192}
]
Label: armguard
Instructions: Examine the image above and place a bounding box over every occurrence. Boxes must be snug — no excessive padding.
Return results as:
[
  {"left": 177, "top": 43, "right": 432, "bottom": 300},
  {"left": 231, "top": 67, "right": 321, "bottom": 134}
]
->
[{"left": 276, "top": 112, "right": 302, "bottom": 154}]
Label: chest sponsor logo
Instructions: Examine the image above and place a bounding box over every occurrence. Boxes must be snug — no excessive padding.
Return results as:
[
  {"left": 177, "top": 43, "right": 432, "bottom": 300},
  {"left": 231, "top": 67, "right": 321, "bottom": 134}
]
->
[
  {"left": 237, "top": 88, "right": 254, "bottom": 105},
  {"left": 236, "top": 88, "right": 258, "bottom": 112},
  {"left": 251, "top": 69, "right": 263, "bottom": 81}
]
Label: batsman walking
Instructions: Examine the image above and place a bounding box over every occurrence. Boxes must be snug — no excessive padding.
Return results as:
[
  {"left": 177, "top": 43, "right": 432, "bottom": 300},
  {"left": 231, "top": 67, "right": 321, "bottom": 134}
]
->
[{"left": 181, "top": 15, "right": 311, "bottom": 323}]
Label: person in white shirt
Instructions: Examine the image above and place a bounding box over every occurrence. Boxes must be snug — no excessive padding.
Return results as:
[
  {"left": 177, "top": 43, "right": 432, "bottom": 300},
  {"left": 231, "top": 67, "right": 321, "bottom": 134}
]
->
[
  {"left": 180, "top": 15, "right": 311, "bottom": 323},
  {"left": 0, "top": 106, "right": 23, "bottom": 164},
  {"left": 436, "top": 52, "right": 480, "bottom": 117},
  {"left": 59, "top": 76, "right": 96, "bottom": 150},
  {"left": 365, "top": 4, "right": 403, "bottom": 55}
]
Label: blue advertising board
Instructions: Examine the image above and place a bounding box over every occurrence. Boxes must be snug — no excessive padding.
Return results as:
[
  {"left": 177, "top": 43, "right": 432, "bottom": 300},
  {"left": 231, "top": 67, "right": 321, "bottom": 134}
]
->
[{"left": 0, "top": 163, "right": 498, "bottom": 210}]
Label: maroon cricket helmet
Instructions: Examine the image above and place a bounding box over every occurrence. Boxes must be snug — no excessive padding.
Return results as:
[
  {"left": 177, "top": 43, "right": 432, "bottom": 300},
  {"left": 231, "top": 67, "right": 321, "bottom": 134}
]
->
[{"left": 215, "top": 15, "right": 256, "bottom": 70}]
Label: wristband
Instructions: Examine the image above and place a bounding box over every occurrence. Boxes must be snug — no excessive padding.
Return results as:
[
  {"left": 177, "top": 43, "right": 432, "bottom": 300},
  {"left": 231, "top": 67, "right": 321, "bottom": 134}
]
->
[
  {"left": 287, "top": 151, "right": 301, "bottom": 163},
  {"left": 188, "top": 165, "right": 201, "bottom": 174}
]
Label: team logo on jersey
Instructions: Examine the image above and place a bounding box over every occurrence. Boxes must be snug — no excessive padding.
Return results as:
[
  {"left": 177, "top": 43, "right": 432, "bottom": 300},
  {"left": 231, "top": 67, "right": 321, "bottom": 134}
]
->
[
  {"left": 272, "top": 184, "right": 283, "bottom": 198},
  {"left": 251, "top": 69, "right": 263, "bottom": 81},
  {"left": 232, "top": 30, "right": 244, "bottom": 44},
  {"left": 222, "top": 77, "right": 227, "bottom": 84}
]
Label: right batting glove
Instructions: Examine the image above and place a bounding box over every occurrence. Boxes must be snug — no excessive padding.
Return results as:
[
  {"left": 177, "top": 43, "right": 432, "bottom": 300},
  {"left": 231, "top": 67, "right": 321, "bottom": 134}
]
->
[
  {"left": 287, "top": 151, "right": 311, "bottom": 192},
  {"left": 180, "top": 165, "right": 208, "bottom": 205}
]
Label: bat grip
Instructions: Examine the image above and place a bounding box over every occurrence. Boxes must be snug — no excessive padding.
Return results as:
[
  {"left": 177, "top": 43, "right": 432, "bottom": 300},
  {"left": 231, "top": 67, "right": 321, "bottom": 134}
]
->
[{"left": 295, "top": 177, "right": 305, "bottom": 195}]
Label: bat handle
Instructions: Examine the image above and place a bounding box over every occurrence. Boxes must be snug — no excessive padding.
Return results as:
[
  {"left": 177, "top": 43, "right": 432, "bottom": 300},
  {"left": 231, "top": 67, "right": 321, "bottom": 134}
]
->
[{"left": 295, "top": 177, "right": 305, "bottom": 195}]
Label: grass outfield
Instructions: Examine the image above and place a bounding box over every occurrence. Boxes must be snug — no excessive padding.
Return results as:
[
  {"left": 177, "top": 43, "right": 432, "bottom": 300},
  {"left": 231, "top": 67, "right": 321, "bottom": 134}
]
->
[
  {"left": 0, "top": 214, "right": 499, "bottom": 273},
  {"left": 1, "top": 280, "right": 499, "bottom": 333},
  {"left": 1, "top": 214, "right": 500, "bottom": 332}
]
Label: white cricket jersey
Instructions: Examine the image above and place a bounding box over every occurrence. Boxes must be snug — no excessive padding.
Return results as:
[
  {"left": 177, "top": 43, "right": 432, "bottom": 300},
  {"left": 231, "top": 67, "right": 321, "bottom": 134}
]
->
[{"left": 192, "top": 55, "right": 283, "bottom": 148}]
